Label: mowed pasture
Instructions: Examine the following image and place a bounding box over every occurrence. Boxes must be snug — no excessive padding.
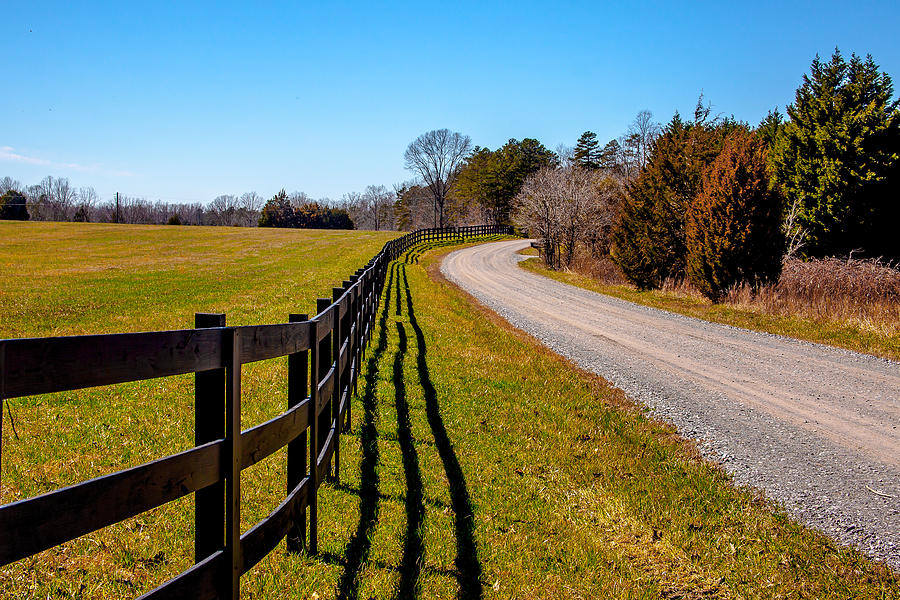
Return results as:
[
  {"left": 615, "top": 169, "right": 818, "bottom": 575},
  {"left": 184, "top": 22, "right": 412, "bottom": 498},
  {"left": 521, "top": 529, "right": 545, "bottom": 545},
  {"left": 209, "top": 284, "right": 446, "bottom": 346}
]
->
[
  {"left": 0, "top": 221, "right": 399, "bottom": 338},
  {"left": 0, "top": 224, "right": 897, "bottom": 598},
  {"left": 0, "top": 222, "right": 397, "bottom": 597}
]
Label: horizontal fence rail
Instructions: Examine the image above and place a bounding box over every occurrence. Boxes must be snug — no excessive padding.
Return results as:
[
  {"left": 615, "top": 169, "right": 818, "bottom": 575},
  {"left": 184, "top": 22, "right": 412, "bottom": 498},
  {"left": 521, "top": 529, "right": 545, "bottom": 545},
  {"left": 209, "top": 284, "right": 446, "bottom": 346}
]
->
[{"left": 0, "top": 224, "right": 513, "bottom": 599}]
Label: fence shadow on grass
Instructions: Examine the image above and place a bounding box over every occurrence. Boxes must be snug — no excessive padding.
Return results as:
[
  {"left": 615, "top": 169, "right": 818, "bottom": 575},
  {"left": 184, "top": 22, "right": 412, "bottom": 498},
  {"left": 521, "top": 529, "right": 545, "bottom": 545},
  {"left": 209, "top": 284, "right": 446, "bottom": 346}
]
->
[
  {"left": 335, "top": 264, "right": 394, "bottom": 600},
  {"left": 401, "top": 263, "right": 483, "bottom": 600},
  {"left": 394, "top": 320, "right": 426, "bottom": 599},
  {"left": 334, "top": 258, "right": 483, "bottom": 600}
]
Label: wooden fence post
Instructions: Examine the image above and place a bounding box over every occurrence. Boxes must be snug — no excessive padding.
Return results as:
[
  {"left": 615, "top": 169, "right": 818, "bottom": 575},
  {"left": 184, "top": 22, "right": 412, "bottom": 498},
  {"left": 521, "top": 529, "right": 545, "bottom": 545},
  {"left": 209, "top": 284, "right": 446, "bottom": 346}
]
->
[
  {"left": 225, "top": 327, "right": 242, "bottom": 600},
  {"left": 342, "top": 279, "right": 354, "bottom": 427},
  {"left": 286, "top": 313, "right": 308, "bottom": 554},
  {"left": 348, "top": 275, "right": 360, "bottom": 403},
  {"left": 331, "top": 287, "right": 343, "bottom": 484},
  {"left": 308, "top": 316, "right": 320, "bottom": 555},
  {"left": 193, "top": 313, "right": 226, "bottom": 563},
  {"left": 316, "top": 298, "right": 332, "bottom": 481}
]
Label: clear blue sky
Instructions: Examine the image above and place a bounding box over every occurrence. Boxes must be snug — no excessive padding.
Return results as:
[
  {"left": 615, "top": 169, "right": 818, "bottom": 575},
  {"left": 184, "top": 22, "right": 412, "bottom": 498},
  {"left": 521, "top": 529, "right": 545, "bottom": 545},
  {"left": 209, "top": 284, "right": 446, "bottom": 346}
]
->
[{"left": 3, "top": 1, "right": 899, "bottom": 204}]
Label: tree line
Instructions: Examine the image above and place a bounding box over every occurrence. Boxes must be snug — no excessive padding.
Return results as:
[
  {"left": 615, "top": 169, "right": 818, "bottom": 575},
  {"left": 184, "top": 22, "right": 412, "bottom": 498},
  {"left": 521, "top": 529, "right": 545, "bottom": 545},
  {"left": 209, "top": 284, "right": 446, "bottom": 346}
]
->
[
  {"left": 512, "top": 49, "right": 899, "bottom": 301},
  {"left": 0, "top": 174, "right": 409, "bottom": 232},
  {"left": 5, "top": 48, "right": 897, "bottom": 265},
  {"left": 0, "top": 176, "right": 266, "bottom": 227},
  {"left": 394, "top": 49, "right": 899, "bottom": 302},
  {"left": 609, "top": 49, "right": 900, "bottom": 300}
]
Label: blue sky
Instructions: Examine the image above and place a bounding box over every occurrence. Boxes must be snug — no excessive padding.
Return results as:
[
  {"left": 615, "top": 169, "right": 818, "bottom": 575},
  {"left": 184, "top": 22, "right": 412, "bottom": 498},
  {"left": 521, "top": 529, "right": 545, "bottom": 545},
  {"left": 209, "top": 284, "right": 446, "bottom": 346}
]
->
[{"left": 2, "top": 1, "right": 899, "bottom": 204}]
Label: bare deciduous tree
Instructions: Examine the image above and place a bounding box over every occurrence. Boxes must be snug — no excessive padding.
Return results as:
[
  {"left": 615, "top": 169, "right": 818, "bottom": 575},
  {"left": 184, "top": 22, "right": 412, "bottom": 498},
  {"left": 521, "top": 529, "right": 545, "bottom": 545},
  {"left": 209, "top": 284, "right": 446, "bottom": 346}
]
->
[
  {"left": 73, "top": 186, "right": 98, "bottom": 221},
  {"left": 0, "top": 176, "right": 20, "bottom": 194},
  {"left": 404, "top": 129, "right": 472, "bottom": 228},
  {"left": 516, "top": 167, "right": 621, "bottom": 269},
  {"left": 238, "top": 192, "right": 264, "bottom": 226},
  {"left": 49, "top": 177, "right": 77, "bottom": 221},
  {"left": 393, "top": 181, "right": 433, "bottom": 231},
  {"left": 558, "top": 167, "right": 599, "bottom": 267},
  {"left": 555, "top": 144, "right": 574, "bottom": 168},
  {"left": 516, "top": 166, "right": 564, "bottom": 267},
  {"left": 783, "top": 195, "right": 807, "bottom": 259},
  {"left": 628, "top": 109, "right": 661, "bottom": 170},
  {"left": 208, "top": 194, "right": 239, "bottom": 226},
  {"left": 361, "top": 184, "right": 394, "bottom": 231}
]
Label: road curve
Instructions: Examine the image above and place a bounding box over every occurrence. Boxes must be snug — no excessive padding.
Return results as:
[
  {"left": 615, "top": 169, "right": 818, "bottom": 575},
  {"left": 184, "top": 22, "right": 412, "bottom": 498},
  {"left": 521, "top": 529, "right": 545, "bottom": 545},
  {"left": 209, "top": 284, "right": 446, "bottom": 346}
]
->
[{"left": 441, "top": 239, "right": 900, "bottom": 568}]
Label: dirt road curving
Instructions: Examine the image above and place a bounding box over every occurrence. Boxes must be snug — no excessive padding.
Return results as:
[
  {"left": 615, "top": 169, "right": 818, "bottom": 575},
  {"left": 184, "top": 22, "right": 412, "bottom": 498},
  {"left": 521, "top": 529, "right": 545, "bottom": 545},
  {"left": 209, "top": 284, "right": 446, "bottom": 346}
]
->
[{"left": 441, "top": 239, "right": 900, "bottom": 568}]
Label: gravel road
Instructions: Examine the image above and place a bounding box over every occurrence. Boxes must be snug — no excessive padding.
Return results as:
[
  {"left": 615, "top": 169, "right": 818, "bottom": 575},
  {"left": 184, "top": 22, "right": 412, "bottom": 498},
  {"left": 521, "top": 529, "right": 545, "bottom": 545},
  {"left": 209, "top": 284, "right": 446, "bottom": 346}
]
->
[{"left": 441, "top": 239, "right": 900, "bottom": 569}]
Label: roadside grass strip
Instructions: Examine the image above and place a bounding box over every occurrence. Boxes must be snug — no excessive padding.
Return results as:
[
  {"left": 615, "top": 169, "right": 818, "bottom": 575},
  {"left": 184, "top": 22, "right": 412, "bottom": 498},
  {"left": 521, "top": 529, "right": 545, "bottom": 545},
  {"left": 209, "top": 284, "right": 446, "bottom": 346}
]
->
[{"left": 519, "top": 256, "right": 900, "bottom": 362}]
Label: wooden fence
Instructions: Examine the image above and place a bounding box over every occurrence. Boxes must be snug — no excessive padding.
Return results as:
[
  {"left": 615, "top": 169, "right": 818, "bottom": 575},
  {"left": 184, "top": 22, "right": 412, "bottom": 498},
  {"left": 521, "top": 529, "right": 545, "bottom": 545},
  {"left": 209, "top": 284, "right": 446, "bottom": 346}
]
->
[{"left": 0, "top": 224, "right": 512, "bottom": 599}]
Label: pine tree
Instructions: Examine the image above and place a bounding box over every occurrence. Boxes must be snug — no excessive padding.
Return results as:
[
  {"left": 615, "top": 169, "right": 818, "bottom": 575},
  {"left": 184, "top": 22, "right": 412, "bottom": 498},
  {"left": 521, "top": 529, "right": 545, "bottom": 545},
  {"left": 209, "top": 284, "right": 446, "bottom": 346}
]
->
[
  {"left": 686, "top": 130, "right": 784, "bottom": 301},
  {"left": 755, "top": 108, "right": 784, "bottom": 150},
  {"left": 772, "top": 49, "right": 900, "bottom": 258},
  {"left": 0, "top": 190, "right": 29, "bottom": 221},
  {"left": 258, "top": 189, "right": 293, "bottom": 227},
  {"left": 453, "top": 138, "right": 555, "bottom": 225},
  {"left": 573, "top": 131, "right": 601, "bottom": 170},
  {"left": 599, "top": 139, "right": 621, "bottom": 172},
  {"left": 611, "top": 107, "right": 737, "bottom": 288}
]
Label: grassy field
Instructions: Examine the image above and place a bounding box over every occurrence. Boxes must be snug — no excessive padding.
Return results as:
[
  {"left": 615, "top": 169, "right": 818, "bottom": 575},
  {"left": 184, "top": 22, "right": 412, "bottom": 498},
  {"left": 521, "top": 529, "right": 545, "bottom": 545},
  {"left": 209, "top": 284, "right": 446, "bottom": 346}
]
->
[
  {"left": 0, "top": 224, "right": 897, "bottom": 598},
  {"left": 519, "top": 255, "right": 900, "bottom": 361},
  {"left": 0, "top": 221, "right": 399, "bottom": 338},
  {"left": 0, "top": 222, "right": 398, "bottom": 598}
]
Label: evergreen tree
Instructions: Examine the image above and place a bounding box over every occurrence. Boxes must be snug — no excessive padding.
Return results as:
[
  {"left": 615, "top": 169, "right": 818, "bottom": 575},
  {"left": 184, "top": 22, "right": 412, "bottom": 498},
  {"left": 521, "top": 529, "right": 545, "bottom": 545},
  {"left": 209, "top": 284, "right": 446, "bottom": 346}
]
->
[
  {"left": 573, "top": 131, "right": 601, "bottom": 170},
  {"left": 599, "top": 139, "right": 621, "bottom": 172},
  {"left": 755, "top": 108, "right": 784, "bottom": 150},
  {"left": 453, "top": 138, "right": 555, "bottom": 225},
  {"left": 686, "top": 130, "right": 784, "bottom": 301},
  {"left": 258, "top": 189, "right": 293, "bottom": 227},
  {"left": 772, "top": 49, "right": 900, "bottom": 258},
  {"left": 611, "top": 105, "right": 739, "bottom": 288},
  {"left": 0, "top": 190, "right": 29, "bottom": 221}
]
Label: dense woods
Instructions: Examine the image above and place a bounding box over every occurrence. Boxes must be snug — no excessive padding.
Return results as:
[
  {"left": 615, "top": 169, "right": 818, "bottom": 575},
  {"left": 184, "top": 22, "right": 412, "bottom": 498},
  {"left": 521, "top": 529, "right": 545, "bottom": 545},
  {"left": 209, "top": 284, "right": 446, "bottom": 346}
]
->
[{"left": 258, "top": 189, "right": 353, "bottom": 229}]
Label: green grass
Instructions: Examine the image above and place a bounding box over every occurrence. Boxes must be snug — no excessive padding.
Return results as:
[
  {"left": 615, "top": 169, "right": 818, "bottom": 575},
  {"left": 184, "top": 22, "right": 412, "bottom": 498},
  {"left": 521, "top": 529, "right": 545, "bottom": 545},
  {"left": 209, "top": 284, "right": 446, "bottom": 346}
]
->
[
  {"left": 0, "top": 225, "right": 896, "bottom": 598},
  {"left": 0, "top": 221, "right": 399, "bottom": 338},
  {"left": 0, "top": 221, "right": 398, "bottom": 598},
  {"left": 519, "top": 256, "right": 900, "bottom": 361}
]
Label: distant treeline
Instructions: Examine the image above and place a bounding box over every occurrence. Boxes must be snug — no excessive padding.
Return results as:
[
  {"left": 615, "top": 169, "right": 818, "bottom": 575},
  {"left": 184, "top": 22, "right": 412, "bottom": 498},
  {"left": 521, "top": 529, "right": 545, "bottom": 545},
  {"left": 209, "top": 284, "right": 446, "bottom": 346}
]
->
[
  {"left": 0, "top": 177, "right": 265, "bottom": 227},
  {"left": 0, "top": 176, "right": 400, "bottom": 232}
]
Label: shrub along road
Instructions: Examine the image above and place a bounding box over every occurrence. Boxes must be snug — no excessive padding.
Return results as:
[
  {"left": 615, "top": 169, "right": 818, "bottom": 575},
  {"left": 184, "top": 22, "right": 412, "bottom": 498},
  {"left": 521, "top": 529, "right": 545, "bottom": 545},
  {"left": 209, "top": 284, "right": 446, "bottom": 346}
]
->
[{"left": 442, "top": 239, "right": 900, "bottom": 570}]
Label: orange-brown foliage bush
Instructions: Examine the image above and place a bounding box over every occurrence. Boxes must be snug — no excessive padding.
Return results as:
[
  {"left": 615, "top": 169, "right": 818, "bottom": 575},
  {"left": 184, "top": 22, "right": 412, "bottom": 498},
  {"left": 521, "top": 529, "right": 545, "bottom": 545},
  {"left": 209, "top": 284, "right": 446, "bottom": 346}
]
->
[{"left": 686, "top": 130, "right": 783, "bottom": 301}]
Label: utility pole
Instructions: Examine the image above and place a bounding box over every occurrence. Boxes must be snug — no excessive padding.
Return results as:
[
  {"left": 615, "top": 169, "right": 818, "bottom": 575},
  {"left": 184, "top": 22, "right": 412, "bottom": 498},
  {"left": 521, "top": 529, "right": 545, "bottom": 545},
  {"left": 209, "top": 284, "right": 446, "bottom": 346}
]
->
[{"left": 115, "top": 192, "right": 120, "bottom": 224}]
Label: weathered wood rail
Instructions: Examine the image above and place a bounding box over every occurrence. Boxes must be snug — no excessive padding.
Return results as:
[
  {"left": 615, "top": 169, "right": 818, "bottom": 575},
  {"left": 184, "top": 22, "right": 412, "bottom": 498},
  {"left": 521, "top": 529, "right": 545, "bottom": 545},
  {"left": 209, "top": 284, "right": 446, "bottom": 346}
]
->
[{"left": 0, "top": 224, "right": 512, "bottom": 599}]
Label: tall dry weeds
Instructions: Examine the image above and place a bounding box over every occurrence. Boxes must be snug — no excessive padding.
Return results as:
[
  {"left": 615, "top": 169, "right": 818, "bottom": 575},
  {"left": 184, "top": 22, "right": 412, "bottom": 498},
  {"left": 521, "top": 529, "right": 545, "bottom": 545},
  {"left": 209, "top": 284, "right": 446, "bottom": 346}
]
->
[
  {"left": 727, "top": 257, "right": 900, "bottom": 336},
  {"left": 565, "top": 250, "right": 900, "bottom": 337},
  {"left": 568, "top": 247, "right": 628, "bottom": 285}
]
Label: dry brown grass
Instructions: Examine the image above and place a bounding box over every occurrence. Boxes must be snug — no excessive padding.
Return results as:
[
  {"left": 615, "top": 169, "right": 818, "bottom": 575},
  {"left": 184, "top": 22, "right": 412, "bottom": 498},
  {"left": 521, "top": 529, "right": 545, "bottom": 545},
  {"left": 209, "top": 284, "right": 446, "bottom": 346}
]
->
[
  {"left": 567, "top": 249, "right": 628, "bottom": 285},
  {"left": 562, "top": 247, "right": 900, "bottom": 337},
  {"left": 728, "top": 257, "right": 900, "bottom": 337}
]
